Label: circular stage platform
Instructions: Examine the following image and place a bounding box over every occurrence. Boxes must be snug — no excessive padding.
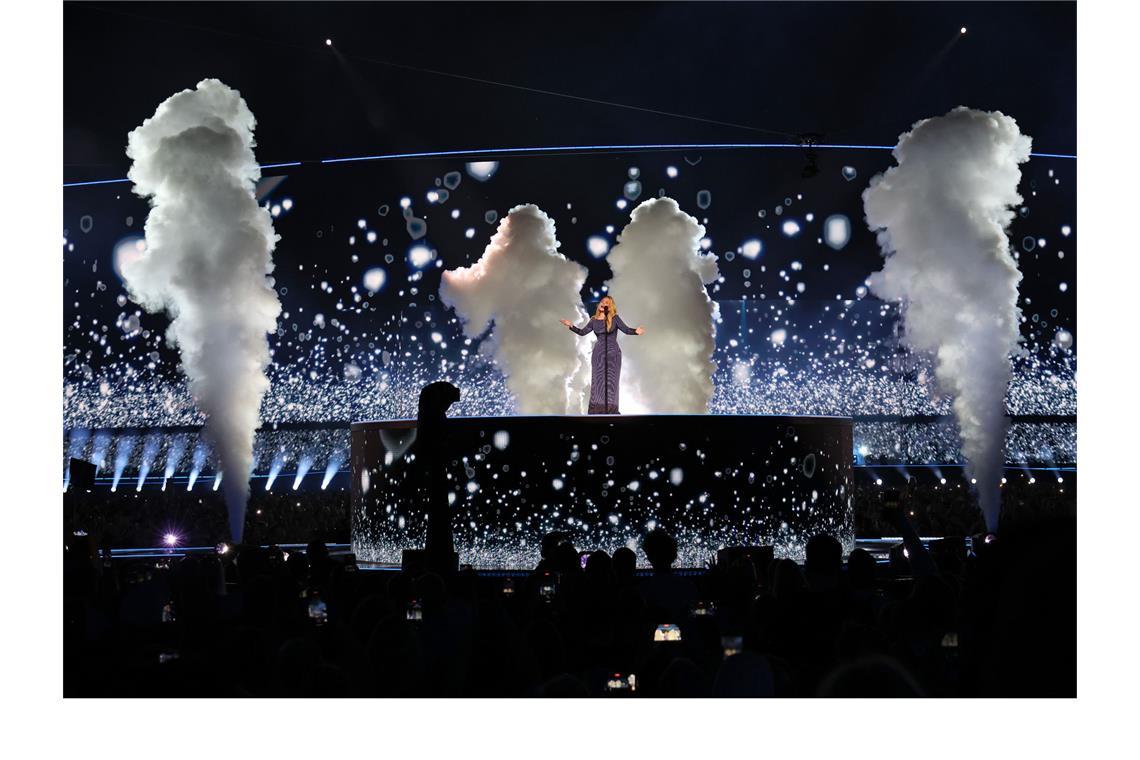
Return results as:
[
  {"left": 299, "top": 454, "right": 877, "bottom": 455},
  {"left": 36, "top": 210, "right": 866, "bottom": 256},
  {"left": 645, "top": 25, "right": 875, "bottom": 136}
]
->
[{"left": 351, "top": 414, "right": 854, "bottom": 568}]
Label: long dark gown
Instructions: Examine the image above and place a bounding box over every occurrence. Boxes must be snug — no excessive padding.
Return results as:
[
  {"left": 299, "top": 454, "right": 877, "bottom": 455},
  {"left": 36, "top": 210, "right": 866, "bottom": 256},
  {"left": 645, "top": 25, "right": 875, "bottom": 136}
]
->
[{"left": 570, "top": 315, "right": 638, "bottom": 414}]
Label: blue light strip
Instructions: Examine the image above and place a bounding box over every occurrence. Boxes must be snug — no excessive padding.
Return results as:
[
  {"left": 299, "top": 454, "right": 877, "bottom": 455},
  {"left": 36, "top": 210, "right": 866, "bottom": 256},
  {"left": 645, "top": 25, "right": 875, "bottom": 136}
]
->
[
  {"left": 62, "top": 143, "right": 1076, "bottom": 187},
  {"left": 62, "top": 161, "right": 303, "bottom": 188}
]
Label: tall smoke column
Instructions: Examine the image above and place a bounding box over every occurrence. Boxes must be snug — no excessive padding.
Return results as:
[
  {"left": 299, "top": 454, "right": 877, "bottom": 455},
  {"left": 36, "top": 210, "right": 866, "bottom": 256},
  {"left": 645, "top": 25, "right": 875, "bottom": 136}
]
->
[
  {"left": 440, "top": 204, "right": 591, "bottom": 414},
  {"left": 123, "top": 79, "right": 282, "bottom": 541},
  {"left": 605, "top": 197, "right": 720, "bottom": 412},
  {"left": 863, "top": 106, "right": 1031, "bottom": 531}
]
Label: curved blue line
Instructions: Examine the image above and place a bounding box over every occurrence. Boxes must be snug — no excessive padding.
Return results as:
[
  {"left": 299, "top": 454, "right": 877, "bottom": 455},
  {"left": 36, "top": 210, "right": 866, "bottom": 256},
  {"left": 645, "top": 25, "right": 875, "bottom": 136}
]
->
[{"left": 63, "top": 143, "right": 1076, "bottom": 187}]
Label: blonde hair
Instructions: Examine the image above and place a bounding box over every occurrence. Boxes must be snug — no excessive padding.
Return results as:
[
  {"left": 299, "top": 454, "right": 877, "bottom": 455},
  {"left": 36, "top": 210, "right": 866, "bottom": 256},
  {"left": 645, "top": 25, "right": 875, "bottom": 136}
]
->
[{"left": 593, "top": 296, "right": 617, "bottom": 332}]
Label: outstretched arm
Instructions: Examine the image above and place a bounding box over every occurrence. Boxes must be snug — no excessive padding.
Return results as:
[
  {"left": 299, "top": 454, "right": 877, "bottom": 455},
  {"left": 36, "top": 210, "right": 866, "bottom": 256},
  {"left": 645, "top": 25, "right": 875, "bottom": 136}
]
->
[
  {"left": 561, "top": 318, "right": 593, "bottom": 336},
  {"left": 614, "top": 315, "right": 644, "bottom": 335}
]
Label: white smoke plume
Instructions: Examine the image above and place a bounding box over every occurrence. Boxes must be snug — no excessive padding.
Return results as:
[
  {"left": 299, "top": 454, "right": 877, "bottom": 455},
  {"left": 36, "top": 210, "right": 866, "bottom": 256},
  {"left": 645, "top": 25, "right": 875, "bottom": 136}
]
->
[
  {"left": 440, "top": 204, "right": 591, "bottom": 414},
  {"left": 605, "top": 197, "right": 720, "bottom": 412},
  {"left": 863, "top": 106, "right": 1031, "bottom": 531},
  {"left": 124, "top": 79, "right": 282, "bottom": 541}
]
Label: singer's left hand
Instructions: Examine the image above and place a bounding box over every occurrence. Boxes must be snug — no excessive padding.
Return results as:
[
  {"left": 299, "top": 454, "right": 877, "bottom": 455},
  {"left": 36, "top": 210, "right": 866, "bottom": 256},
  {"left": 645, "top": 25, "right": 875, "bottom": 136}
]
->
[{"left": 635, "top": 327, "right": 646, "bottom": 335}]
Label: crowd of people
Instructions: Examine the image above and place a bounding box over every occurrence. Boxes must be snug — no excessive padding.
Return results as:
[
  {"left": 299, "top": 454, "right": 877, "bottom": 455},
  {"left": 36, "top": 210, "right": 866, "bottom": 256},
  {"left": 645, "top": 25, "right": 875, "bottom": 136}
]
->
[{"left": 64, "top": 499, "right": 1075, "bottom": 697}]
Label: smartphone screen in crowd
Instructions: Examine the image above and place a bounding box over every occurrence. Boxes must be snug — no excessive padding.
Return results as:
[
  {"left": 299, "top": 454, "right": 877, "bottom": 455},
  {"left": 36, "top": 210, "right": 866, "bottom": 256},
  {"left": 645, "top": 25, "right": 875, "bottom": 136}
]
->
[
  {"left": 654, "top": 623, "right": 682, "bottom": 642},
  {"left": 308, "top": 595, "right": 328, "bottom": 626}
]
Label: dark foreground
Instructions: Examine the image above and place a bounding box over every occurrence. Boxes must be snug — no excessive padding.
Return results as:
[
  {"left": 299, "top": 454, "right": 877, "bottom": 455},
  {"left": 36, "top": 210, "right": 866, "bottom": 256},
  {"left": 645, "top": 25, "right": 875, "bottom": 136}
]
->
[{"left": 64, "top": 511, "right": 1075, "bottom": 697}]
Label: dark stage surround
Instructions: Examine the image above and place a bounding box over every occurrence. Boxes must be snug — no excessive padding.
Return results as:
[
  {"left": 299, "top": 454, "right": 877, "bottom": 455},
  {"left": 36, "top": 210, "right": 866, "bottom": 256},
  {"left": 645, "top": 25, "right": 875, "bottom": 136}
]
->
[{"left": 351, "top": 414, "right": 854, "bottom": 568}]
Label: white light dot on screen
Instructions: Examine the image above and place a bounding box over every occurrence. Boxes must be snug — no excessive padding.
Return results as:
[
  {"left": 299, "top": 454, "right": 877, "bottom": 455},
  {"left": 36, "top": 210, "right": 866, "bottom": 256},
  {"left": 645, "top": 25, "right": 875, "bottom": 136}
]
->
[
  {"left": 1061, "top": 225, "right": 1072, "bottom": 237},
  {"left": 407, "top": 245, "right": 434, "bottom": 269},
  {"left": 824, "top": 214, "right": 852, "bottom": 250},
  {"left": 781, "top": 220, "right": 801, "bottom": 237},
  {"left": 362, "top": 268, "right": 385, "bottom": 293},
  {"left": 741, "top": 239, "right": 762, "bottom": 259},
  {"left": 587, "top": 236, "right": 610, "bottom": 257},
  {"left": 325, "top": 38, "right": 332, "bottom": 46},
  {"left": 770, "top": 328, "right": 787, "bottom": 347},
  {"left": 1059, "top": 282, "right": 1068, "bottom": 292},
  {"left": 465, "top": 161, "right": 499, "bottom": 181},
  {"left": 282, "top": 198, "right": 293, "bottom": 210},
  {"left": 399, "top": 197, "right": 411, "bottom": 209},
  {"left": 493, "top": 431, "right": 510, "bottom": 450},
  {"left": 427, "top": 190, "right": 439, "bottom": 203},
  {"left": 616, "top": 199, "right": 628, "bottom": 210},
  {"left": 366, "top": 231, "right": 377, "bottom": 243},
  {"left": 465, "top": 228, "right": 475, "bottom": 239},
  {"left": 960, "top": 26, "right": 967, "bottom": 34},
  {"left": 450, "top": 209, "right": 460, "bottom": 219},
  {"left": 357, "top": 218, "right": 367, "bottom": 229},
  {"left": 666, "top": 166, "right": 678, "bottom": 178},
  {"left": 552, "top": 478, "right": 564, "bottom": 491}
]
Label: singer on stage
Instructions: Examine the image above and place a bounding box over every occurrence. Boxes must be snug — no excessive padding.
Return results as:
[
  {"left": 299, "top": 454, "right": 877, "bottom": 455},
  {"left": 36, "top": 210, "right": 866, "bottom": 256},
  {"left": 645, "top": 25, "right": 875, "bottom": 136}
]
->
[{"left": 561, "top": 295, "right": 645, "bottom": 414}]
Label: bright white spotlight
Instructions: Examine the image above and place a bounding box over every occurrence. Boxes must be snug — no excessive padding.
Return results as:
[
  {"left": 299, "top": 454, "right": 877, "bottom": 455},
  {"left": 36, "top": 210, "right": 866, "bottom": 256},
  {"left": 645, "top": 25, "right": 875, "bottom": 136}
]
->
[
  {"left": 325, "top": 38, "right": 332, "bottom": 46},
  {"left": 163, "top": 533, "right": 179, "bottom": 547},
  {"left": 960, "top": 27, "right": 967, "bottom": 34}
]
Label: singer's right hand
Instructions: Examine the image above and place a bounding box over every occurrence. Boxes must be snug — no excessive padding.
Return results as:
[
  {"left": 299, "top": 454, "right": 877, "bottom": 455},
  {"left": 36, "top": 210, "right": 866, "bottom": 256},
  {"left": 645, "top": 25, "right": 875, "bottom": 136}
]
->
[{"left": 560, "top": 319, "right": 572, "bottom": 328}]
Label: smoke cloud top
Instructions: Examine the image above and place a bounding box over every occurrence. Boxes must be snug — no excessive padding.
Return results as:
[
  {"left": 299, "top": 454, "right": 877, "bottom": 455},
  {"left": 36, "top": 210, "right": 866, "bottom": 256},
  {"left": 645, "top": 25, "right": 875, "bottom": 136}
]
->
[
  {"left": 605, "top": 197, "right": 720, "bottom": 413},
  {"left": 440, "top": 204, "right": 591, "bottom": 414},
  {"left": 863, "top": 106, "right": 1031, "bottom": 530},
  {"left": 124, "top": 79, "right": 282, "bottom": 541}
]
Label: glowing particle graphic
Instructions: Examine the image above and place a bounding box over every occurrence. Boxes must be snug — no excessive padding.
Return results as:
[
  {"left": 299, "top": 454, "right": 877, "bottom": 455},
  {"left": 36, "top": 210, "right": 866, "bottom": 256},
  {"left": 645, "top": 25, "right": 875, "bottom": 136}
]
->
[
  {"left": 1061, "top": 224, "right": 1071, "bottom": 237},
  {"left": 587, "top": 236, "right": 610, "bottom": 257},
  {"left": 1053, "top": 328, "right": 1073, "bottom": 349},
  {"left": 669, "top": 468, "right": 683, "bottom": 486},
  {"left": 696, "top": 190, "right": 712, "bottom": 209},
  {"left": 623, "top": 180, "right": 642, "bottom": 200},
  {"left": 466, "top": 161, "right": 499, "bottom": 181},
  {"left": 781, "top": 220, "right": 801, "bottom": 237},
  {"left": 824, "top": 214, "right": 851, "bottom": 250},
  {"left": 493, "top": 431, "right": 510, "bottom": 450},
  {"left": 112, "top": 236, "right": 147, "bottom": 281},
  {"left": 553, "top": 478, "right": 564, "bottom": 491},
  {"left": 666, "top": 166, "right": 678, "bottom": 178},
  {"left": 770, "top": 328, "right": 787, "bottom": 347},
  {"left": 407, "top": 245, "right": 434, "bottom": 269},
  {"left": 841, "top": 166, "right": 857, "bottom": 181},
  {"left": 362, "top": 268, "right": 387, "bottom": 293},
  {"left": 741, "top": 239, "right": 763, "bottom": 259}
]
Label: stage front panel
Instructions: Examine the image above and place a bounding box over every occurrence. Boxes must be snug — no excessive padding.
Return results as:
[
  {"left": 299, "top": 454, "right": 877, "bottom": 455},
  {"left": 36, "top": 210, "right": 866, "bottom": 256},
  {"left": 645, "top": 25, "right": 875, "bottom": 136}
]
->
[{"left": 351, "top": 414, "right": 854, "bottom": 568}]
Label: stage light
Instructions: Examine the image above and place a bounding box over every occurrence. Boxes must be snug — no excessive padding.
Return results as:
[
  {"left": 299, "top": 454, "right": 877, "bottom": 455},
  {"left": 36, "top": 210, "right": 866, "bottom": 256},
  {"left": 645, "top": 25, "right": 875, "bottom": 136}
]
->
[
  {"left": 325, "top": 38, "right": 332, "bottom": 46},
  {"left": 1057, "top": 476, "right": 1064, "bottom": 484},
  {"left": 163, "top": 533, "right": 179, "bottom": 547},
  {"left": 293, "top": 454, "right": 315, "bottom": 489},
  {"left": 960, "top": 27, "right": 967, "bottom": 34},
  {"left": 875, "top": 478, "right": 882, "bottom": 486},
  {"left": 1028, "top": 477, "right": 1036, "bottom": 484},
  {"left": 940, "top": 478, "right": 947, "bottom": 485}
]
